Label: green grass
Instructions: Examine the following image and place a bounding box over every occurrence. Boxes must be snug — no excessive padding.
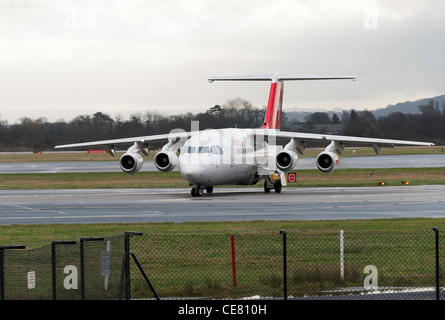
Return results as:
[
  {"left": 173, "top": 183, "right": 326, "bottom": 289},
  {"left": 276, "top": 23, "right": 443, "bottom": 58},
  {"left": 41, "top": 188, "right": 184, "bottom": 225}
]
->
[
  {"left": 3, "top": 222, "right": 442, "bottom": 299},
  {"left": 0, "top": 167, "right": 445, "bottom": 189},
  {"left": 293, "top": 167, "right": 445, "bottom": 187},
  {"left": 0, "top": 171, "right": 188, "bottom": 189},
  {"left": 129, "top": 228, "right": 442, "bottom": 298},
  {"left": 1, "top": 217, "right": 445, "bottom": 249}
]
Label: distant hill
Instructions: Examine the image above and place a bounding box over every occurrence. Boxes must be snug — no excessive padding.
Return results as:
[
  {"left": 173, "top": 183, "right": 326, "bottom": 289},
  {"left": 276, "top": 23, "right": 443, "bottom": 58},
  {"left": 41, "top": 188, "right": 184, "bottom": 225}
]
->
[
  {"left": 372, "top": 94, "right": 445, "bottom": 118},
  {"left": 285, "top": 94, "right": 445, "bottom": 121}
]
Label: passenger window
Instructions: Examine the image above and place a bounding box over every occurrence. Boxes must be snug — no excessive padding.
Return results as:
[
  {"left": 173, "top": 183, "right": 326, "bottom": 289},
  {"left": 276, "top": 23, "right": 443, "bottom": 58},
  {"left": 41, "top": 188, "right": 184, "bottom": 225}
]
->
[
  {"left": 187, "top": 146, "right": 196, "bottom": 153},
  {"left": 210, "top": 146, "right": 219, "bottom": 155}
]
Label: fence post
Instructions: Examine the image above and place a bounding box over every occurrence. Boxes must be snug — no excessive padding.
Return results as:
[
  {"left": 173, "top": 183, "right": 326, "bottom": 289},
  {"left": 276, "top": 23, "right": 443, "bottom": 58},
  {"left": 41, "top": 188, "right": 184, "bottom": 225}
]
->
[
  {"left": 231, "top": 235, "right": 237, "bottom": 286},
  {"left": 79, "top": 237, "right": 104, "bottom": 300},
  {"left": 0, "top": 245, "right": 26, "bottom": 300},
  {"left": 280, "top": 230, "right": 287, "bottom": 300},
  {"left": 340, "top": 230, "right": 344, "bottom": 281},
  {"left": 124, "top": 231, "right": 142, "bottom": 300},
  {"left": 51, "top": 240, "right": 76, "bottom": 300},
  {"left": 434, "top": 228, "right": 440, "bottom": 300}
]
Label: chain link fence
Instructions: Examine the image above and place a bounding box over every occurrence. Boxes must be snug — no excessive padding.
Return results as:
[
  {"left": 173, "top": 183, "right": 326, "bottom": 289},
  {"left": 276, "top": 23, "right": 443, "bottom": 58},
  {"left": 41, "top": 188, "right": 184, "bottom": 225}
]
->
[
  {"left": 1, "top": 229, "right": 445, "bottom": 300},
  {"left": 0, "top": 234, "right": 125, "bottom": 300}
]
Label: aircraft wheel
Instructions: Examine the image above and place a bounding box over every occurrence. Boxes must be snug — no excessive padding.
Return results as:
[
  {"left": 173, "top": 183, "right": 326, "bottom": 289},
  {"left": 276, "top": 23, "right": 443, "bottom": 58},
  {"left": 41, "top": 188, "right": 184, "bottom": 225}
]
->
[
  {"left": 196, "top": 187, "right": 204, "bottom": 196},
  {"left": 264, "top": 181, "right": 270, "bottom": 193},
  {"left": 205, "top": 186, "right": 213, "bottom": 194},
  {"left": 274, "top": 181, "right": 282, "bottom": 193},
  {"left": 191, "top": 187, "right": 197, "bottom": 197}
]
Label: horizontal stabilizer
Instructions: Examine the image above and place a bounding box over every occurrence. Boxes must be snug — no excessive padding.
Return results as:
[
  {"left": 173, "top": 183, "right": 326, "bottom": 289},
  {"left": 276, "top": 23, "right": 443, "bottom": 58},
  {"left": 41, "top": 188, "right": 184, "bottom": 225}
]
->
[
  {"left": 209, "top": 72, "right": 357, "bottom": 129},
  {"left": 208, "top": 73, "right": 358, "bottom": 83}
]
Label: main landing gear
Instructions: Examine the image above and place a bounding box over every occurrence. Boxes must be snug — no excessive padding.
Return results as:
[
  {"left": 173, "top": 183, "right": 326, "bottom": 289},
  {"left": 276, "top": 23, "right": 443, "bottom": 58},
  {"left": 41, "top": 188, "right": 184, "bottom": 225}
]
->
[
  {"left": 191, "top": 185, "right": 213, "bottom": 197},
  {"left": 264, "top": 174, "right": 282, "bottom": 193}
]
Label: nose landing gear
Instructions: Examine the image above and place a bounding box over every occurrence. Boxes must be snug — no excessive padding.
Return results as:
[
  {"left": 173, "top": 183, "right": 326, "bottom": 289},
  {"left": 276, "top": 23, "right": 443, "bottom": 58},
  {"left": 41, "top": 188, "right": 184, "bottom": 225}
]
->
[
  {"left": 191, "top": 186, "right": 203, "bottom": 197},
  {"left": 191, "top": 185, "right": 213, "bottom": 197}
]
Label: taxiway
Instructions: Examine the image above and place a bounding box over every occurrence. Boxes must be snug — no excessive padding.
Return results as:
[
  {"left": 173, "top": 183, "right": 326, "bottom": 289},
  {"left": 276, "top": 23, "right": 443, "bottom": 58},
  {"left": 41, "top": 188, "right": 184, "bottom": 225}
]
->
[{"left": 0, "top": 185, "right": 444, "bottom": 225}]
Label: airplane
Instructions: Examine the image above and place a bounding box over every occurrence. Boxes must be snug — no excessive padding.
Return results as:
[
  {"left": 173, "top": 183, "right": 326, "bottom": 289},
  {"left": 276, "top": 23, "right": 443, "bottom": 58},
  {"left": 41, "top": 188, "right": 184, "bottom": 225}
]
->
[{"left": 55, "top": 72, "right": 434, "bottom": 196}]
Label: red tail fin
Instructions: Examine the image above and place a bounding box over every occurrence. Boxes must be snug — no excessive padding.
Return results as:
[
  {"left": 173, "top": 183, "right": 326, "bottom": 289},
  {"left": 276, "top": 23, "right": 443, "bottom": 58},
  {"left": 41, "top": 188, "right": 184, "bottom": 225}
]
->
[
  {"left": 262, "top": 80, "right": 284, "bottom": 130},
  {"left": 208, "top": 73, "right": 357, "bottom": 131}
]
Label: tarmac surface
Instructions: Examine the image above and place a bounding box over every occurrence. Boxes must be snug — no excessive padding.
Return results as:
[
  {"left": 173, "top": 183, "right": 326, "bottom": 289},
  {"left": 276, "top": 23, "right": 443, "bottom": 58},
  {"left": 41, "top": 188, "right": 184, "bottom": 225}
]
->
[{"left": 0, "top": 185, "right": 444, "bottom": 225}]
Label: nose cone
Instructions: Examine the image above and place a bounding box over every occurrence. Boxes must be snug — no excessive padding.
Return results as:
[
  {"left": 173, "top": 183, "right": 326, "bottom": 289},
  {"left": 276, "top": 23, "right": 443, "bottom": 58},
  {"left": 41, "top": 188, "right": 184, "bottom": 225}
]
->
[{"left": 179, "top": 162, "right": 203, "bottom": 184}]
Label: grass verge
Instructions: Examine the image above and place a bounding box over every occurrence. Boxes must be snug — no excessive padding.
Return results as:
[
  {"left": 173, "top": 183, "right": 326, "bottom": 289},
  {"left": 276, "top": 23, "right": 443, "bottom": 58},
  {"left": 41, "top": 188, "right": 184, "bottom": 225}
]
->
[
  {"left": 0, "top": 167, "right": 444, "bottom": 189},
  {"left": 1, "top": 217, "right": 445, "bottom": 249}
]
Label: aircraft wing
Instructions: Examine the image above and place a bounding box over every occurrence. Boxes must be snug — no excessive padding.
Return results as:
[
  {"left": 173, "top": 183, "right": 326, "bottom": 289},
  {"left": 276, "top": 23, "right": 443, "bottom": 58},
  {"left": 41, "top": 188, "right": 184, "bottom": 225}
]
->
[
  {"left": 273, "top": 130, "right": 434, "bottom": 146},
  {"left": 54, "top": 131, "right": 194, "bottom": 154},
  {"left": 55, "top": 129, "right": 434, "bottom": 151},
  {"left": 260, "top": 129, "right": 435, "bottom": 155}
]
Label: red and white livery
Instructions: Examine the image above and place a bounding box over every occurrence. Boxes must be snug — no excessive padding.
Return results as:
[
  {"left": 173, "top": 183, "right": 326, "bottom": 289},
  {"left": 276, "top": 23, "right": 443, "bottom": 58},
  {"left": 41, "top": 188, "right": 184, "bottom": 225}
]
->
[{"left": 56, "top": 72, "right": 434, "bottom": 196}]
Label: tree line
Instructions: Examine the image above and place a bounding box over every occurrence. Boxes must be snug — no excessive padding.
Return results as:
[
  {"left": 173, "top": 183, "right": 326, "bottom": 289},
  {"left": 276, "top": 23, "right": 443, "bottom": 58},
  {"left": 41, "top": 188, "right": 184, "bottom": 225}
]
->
[{"left": 0, "top": 98, "right": 443, "bottom": 151}]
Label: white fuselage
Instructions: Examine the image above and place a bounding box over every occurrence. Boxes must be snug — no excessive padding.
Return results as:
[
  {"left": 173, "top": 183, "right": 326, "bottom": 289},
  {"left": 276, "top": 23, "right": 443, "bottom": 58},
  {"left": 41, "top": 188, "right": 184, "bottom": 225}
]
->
[
  {"left": 54, "top": 72, "right": 435, "bottom": 197},
  {"left": 178, "top": 128, "right": 273, "bottom": 187}
]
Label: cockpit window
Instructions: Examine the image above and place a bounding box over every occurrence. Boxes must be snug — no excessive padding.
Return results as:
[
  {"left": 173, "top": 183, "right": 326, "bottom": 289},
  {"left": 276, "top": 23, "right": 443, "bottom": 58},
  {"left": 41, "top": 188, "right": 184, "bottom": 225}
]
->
[
  {"left": 186, "top": 146, "right": 196, "bottom": 153},
  {"left": 184, "top": 145, "right": 223, "bottom": 155},
  {"left": 198, "top": 146, "right": 209, "bottom": 154},
  {"left": 210, "top": 146, "right": 223, "bottom": 155}
]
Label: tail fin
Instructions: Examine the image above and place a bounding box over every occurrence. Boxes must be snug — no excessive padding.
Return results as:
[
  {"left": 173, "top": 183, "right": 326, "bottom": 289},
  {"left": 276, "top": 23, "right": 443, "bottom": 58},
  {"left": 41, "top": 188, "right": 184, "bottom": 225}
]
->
[
  {"left": 263, "top": 77, "right": 284, "bottom": 129},
  {"left": 208, "top": 73, "right": 357, "bottom": 130}
]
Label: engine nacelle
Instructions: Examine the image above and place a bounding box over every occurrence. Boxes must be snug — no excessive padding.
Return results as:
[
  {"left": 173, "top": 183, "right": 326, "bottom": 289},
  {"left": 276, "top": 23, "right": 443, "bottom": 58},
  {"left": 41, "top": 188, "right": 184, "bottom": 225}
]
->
[
  {"left": 154, "top": 150, "right": 179, "bottom": 172},
  {"left": 119, "top": 152, "right": 144, "bottom": 174},
  {"left": 316, "top": 151, "right": 339, "bottom": 174},
  {"left": 276, "top": 150, "right": 298, "bottom": 172}
]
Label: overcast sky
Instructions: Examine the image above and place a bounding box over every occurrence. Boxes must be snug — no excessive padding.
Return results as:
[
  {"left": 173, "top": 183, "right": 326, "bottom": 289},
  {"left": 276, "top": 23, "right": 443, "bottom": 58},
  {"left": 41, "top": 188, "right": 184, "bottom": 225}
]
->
[{"left": 1, "top": 0, "right": 444, "bottom": 123}]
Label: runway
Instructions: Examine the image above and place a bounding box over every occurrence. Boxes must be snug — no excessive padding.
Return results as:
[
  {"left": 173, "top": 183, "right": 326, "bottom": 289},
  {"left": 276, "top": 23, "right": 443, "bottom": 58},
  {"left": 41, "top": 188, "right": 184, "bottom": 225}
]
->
[{"left": 1, "top": 185, "right": 444, "bottom": 225}]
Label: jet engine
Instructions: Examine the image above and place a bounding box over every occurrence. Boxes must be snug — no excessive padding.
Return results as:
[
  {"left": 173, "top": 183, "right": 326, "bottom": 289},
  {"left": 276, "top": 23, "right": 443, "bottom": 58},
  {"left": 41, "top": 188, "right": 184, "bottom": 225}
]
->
[
  {"left": 276, "top": 149, "right": 298, "bottom": 172},
  {"left": 154, "top": 150, "right": 179, "bottom": 172},
  {"left": 316, "top": 151, "right": 339, "bottom": 174},
  {"left": 119, "top": 152, "right": 144, "bottom": 174}
]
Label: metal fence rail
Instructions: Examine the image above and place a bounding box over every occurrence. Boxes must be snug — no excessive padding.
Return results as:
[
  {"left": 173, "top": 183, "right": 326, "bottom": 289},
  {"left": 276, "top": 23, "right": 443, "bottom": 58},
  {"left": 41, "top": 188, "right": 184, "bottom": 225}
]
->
[{"left": 0, "top": 228, "right": 444, "bottom": 300}]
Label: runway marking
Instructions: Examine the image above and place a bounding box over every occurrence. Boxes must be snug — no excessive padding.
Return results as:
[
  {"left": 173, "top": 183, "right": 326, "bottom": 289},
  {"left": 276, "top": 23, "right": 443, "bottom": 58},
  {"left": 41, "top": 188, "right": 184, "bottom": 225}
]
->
[
  {"left": 0, "top": 212, "right": 170, "bottom": 220},
  {"left": 0, "top": 186, "right": 444, "bottom": 224}
]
